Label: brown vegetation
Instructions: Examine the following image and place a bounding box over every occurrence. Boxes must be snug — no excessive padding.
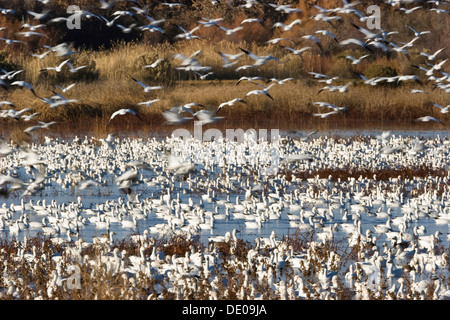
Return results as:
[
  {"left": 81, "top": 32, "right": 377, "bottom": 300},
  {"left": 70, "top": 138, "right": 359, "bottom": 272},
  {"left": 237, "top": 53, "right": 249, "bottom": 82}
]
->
[{"left": 0, "top": 1, "right": 448, "bottom": 135}]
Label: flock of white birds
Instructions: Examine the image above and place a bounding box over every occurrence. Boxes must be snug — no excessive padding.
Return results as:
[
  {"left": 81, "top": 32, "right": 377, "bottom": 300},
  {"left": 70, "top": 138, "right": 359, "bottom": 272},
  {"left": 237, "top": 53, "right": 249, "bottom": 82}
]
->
[
  {"left": 0, "top": 131, "right": 449, "bottom": 299},
  {"left": 0, "top": 0, "right": 449, "bottom": 300},
  {"left": 0, "top": 0, "right": 448, "bottom": 126}
]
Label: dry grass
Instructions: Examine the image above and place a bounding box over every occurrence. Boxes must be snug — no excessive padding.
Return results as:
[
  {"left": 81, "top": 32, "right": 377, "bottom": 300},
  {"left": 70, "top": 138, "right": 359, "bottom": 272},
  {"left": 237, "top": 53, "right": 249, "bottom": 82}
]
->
[
  {"left": 0, "top": 2, "right": 448, "bottom": 134},
  {"left": 2, "top": 75, "right": 447, "bottom": 127}
]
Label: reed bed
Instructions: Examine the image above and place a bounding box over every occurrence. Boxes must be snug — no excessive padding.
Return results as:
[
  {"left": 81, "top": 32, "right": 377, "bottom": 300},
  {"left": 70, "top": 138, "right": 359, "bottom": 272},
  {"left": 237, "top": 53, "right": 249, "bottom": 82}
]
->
[{"left": 1, "top": 77, "right": 448, "bottom": 129}]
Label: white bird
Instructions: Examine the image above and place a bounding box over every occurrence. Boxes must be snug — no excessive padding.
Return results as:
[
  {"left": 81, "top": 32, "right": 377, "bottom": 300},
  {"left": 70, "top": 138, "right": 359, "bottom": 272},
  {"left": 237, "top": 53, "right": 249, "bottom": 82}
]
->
[
  {"left": 420, "top": 48, "right": 444, "bottom": 61},
  {"left": 244, "top": 83, "right": 276, "bottom": 100},
  {"left": 239, "top": 0, "right": 260, "bottom": 9},
  {"left": 143, "top": 58, "right": 164, "bottom": 69},
  {"left": 0, "top": 100, "right": 14, "bottom": 107},
  {"left": 173, "top": 49, "right": 202, "bottom": 67},
  {"left": 66, "top": 61, "right": 87, "bottom": 73},
  {"left": 281, "top": 46, "right": 311, "bottom": 56},
  {"left": 315, "top": 30, "right": 339, "bottom": 43},
  {"left": 351, "top": 22, "right": 383, "bottom": 40},
  {"left": 99, "top": 133, "right": 115, "bottom": 149},
  {"left": 268, "top": 77, "right": 293, "bottom": 85},
  {"left": 194, "top": 109, "right": 224, "bottom": 125},
  {"left": 138, "top": 99, "right": 161, "bottom": 107},
  {"left": 117, "top": 23, "right": 136, "bottom": 34},
  {"left": 318, "top": 81, "right": 352, "bottom": 94},
  {"left": 345, "top": 54, "right": 370, "bottom": 65},
  {"left": 239, "top": 48, "right": 281, "bottom": 66},
  {"left": 46, "top": 93, "right": 79, "bottom": 109},
  {"left": 21, "top": 112, "right": 40, "bottom": 122},
  {"left": 410, "top": 89, "right": 427, "bottom": 94},
  {"left": 165, "top": 151, "right": 196, "bottom": 175},
  {"left": 415, "top": 116, "right": 444, "bottom": 124},
  {"left": 431, "top": 103, "right": 450, "bottom": 114},
  {"left": 407, "top": 26, "right": 430, "bottom": 38},
  {"left": 54, "top": 83, "right": 76, "bottom": 93},
  {"left": 367, "top": 39, "right": 390, "bottom": 52},
  {"left": 99, "top": 0, "right": 118, "bottom": 10},
  {"left": 430, "top": 8, "right": 449, "bottom": 14},
  {"left": 17, "top": 22, "right": 43, "bottom": 31},
  {"left": 314, "top": 101, "right": 347, "bottom": 112},
  {"left": 265, "top": 38, "right": 295, "bottom": 45},
  {"left": 240, "top": 18, "right": 262, "bottom": 26},
  {"left": 0, "top": 69, "right": 23, "bottom": 80},
  {"left": 235, "top": 64, "right": 259, "bottom": 72},
  {"left": 26, "top": 9, "right": 51, "bottom": 21},
  {"left": 161, "top": 2, "right": 186, "bottom": 8},
  {"left": 40, "top": 59, "right": 70, "bottom": 72},
  {"left": 313, "top": 110, "right": 339, "bottom": 118},
  {"left": 10, "top": 81, "right": 38, "bottom": 97},
  {"left": 174, "top": 25, "right": 202, "bottom": 40},
  {"left": 198, "top": 17, "right": 223, "bottom": 27},
  {"left": 99, "top": 15, "right": 120, "bottom": 27},
  {"left": 138, "top": 17, "right": 165, "bottom": 29},
  {"left": 31, "top": 50, "right": 52, "bottom": 59},
  {"left": 217, "top": 98, "right": 246, "bottom": 113},
  {"left": 79, "top": 179, "right": 100, "bottom": 190},
  {"left": 162, "top": 110, "right": 193, "bottom": 125},
  {"left": 340, "top": 38, "right": 374, "bottom": 53},
  {"left": 308, "top": 72, "right": 332, "bottom": 80},
  {"left": 131, "top": 77, "right": 163, "bottom": 92},
  {"left": 396, "top": 75, "right": 422, "bottom": 84},
  {"left": 236, "top": 76, "right": 266, "bottom": 86},
  {"left": 50, "top": 43, "right": 78, "bottom": 57},
  {"left": 400, "top": 6, "right": 422, "bottom": 14},
  {"left": 108, "top": 109, "right": 142, "bottom": 125},
  {"left": 16, "top": 31, "right": 47, "bottom": 38},
  {"left": 268, "top": 3, "right": 302, "bottom": 14},
  {"left": 111, "top": 10, "right": 135, "bottom": 19},
  {"left": 216, "top": 25, "right": 244, "bottom": 36},
  {"left": 272, "top": 19, "right": 302, "bottom": 31},
  {"left": 194, "top": 71, "right": 213, "bottom": 80},
  {"left": 0, "top": 140, "right": 13, "bottom": 158},
  {"left": 218, "top": 52, "right": 244, "bottom": 62},
  {"left": 218, "top": 52, "right": 239, "bottom": 68},
  {"left": 301, "top": 35, "right": 322, "bottom": 50},
  {"left": 0, "top": 37, "right": 24, "bottom": 45}
]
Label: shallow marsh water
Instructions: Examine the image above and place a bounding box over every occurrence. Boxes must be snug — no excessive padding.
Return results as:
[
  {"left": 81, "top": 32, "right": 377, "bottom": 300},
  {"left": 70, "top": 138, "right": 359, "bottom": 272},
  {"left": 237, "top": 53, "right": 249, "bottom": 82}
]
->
[{"left": 1, "top": 127, "right": 449, "bottom": 249}]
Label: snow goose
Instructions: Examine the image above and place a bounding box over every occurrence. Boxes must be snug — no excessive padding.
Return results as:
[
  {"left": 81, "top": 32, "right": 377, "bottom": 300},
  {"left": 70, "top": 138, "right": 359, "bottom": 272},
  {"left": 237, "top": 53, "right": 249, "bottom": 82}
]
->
[
  {"left": 108, "top": 108, "right": 142, "bottom": 125},
  {"left": 131, "top": 77, "right": 163, "bottom": 92},
  {"left": 373, "top": 218, "right": 392, "bottom": 234},
  {"left": 418, "top": 231, "right": 441, "bottom": 251},
  {"left": 239, "top": 48, "right": 281, "bottom": 67},
  {"left": 10, "top": 80, "right": 38, "bottom": 97},
  {"left": 415, "top": 116, "right": 444, "bottom": 125},
  {"left": 272, "top": 19, "right": 302, "bottom": 32},
  {"left": 216, "top": 25, "right": 244, "bottom": 36},
  {"left": 40, "top": 59, "right": 70, "bottom": 73},
  {"left": 244, "top": 83, "right": 276, "bottom": 100},
  {"left": 281, "top": 45, "right": 311, "bottom": 56}
]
